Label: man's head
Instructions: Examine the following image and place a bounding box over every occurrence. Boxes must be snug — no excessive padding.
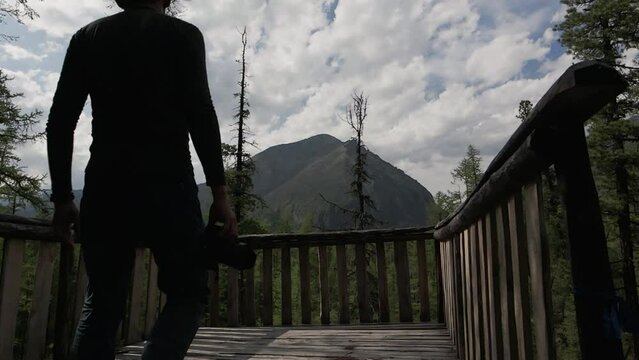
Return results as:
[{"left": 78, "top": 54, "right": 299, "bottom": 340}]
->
[{"left": 115, "top": 0, "right": 171, "bottom": 11}]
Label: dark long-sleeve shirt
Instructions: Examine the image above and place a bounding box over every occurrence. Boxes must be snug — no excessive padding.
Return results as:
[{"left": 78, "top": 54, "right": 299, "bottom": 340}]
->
[{"left": 47, "top": 6, "right": 225, "bottom": 200}]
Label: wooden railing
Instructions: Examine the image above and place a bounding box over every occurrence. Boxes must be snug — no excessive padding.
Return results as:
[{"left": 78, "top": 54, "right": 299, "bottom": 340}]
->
[
  {"left": 434, "top": 60, "right": 627, "bottom": 360},
  {"left": 0, "top": 217, "right": 438, "bottom": 360}
]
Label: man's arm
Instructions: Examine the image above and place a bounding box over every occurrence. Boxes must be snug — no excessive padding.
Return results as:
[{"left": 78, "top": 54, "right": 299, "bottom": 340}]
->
[
  {"left": 47, "top": 33, "right": 88, "bottom": 201},
  {"left": 181, "top": 26, "right": 238, "bottom": 237},
  {"left": 47, "top": 33, "right": 88, "bottom": 242}
]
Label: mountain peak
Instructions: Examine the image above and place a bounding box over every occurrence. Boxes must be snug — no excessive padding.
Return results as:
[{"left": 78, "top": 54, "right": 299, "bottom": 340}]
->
[{"left": 252, "top": 134, "right": 436, "bottom": 229}]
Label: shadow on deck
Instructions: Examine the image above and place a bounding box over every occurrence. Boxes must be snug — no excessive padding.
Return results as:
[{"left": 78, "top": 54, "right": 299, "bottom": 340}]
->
[{"left": 116, "top": 323, "right": 458, "bottom": 360}]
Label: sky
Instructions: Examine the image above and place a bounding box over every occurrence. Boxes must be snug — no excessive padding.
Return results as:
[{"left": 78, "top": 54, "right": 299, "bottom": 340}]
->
[{"left": 1, "top": 0, "right": 578, "bottom": 195}]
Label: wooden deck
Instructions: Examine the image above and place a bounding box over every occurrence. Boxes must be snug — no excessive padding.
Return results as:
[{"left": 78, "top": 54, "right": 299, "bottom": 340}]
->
[{"left": 116, "top": 323, "right": 459, "bottom": 360}]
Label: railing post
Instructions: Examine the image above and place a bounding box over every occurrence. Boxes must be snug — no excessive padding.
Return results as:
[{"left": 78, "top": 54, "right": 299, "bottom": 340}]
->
[
  {"left": 554, "top": 122, "right": 623, "bottom": 359},
  {"left": 434, "top": 239, "right": 444, "bottom": 324},
  {"left": 54, "top": 242, "right": 75, "bottom": 360}
]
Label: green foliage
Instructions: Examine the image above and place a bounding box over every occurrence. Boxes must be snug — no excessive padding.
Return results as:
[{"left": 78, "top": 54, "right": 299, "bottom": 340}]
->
[
  {"left": 0, "top": 69, "right": 46, "bottom": 214},
  {"left": 434, "top": 144, "right": 484, "bottom": 219},
  {"left": 516, "top": 100, "right": 533, "bottom": 122}
]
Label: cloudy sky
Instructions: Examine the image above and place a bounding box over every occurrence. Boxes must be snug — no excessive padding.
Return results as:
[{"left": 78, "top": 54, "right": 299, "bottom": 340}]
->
[{"left": 1, "top": 0, "right": 577, "bottom": 194}]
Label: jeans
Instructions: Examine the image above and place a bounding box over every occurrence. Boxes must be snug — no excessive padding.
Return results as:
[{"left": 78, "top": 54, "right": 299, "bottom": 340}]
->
[{"left": 70, "top": 176, "right": 209, "bottom": 360}]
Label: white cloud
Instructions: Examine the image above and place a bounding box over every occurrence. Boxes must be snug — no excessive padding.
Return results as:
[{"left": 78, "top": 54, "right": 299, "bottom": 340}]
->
[
  {"left": 1, "top": 43, "right": 46, "bottom": 61},
  {"left": 23, "top": 0, "right": 115, "bottom": 38},
  {"left": 5, "top": 0, "right": 575, "bottom": 195},
  {"left": 465, "top": 33, "right": 549, "bottom": 85}
]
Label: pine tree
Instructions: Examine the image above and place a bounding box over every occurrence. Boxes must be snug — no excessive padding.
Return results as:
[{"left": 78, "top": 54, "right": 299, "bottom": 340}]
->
[
  {"left": 434, "top": 145, "right": 484, "bottom": 218},
  {"left": 229, "top": 26, "right": 261, "bottom": 228},
  {"left": 0, "top": 69, "right": 46, "bottom": 214},
  {"left": 516, "top": 99, "right": 533, "bottom": 122},
  {"left": 557, "top": 0, "right": 639, "bottom": 356},
  {"left": 345, "top": 91, "right": 376, "bottom": 230}
]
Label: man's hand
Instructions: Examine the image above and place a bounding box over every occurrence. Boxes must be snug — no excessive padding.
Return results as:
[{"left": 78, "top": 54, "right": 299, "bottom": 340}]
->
[
  {"left": 53, "top": 199, "right": 79, "bottom": 245},
  {"left": 208, "top": 186, "right": 238, "bottom": 239}
]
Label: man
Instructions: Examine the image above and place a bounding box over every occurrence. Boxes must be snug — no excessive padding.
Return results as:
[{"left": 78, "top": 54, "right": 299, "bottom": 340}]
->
[{"left": 46, "top": 0, "right": 237, "bottom": 359}]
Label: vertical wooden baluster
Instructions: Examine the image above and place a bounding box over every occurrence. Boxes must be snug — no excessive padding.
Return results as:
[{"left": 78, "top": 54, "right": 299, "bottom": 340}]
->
[
  {"left": 394, "top": 240, "right": 413, "bottom": 322},
  {"left": 442, "top": 242, "right": 450, "bottom": 327},
  {"left": 244, "top": 266, "right": 256, "bottom": 326},
  {"left": 144, "top": 254, "right": 160, "bottom": 337},
  {"left": 336, "top": 243, "right": 349, "bottom": 324},
  {"left": 462, "top": 230, "right": 475, "bottom": 360},
  {"left": 0, "top": 238, "right": 25, "bottom": 360},
  {"left": 469, "top": 224, "right": 484, "bottom": 359},
  {"left": 54, "top": 242, "right": 74, "bottom": 360},
  {"left": 416, "top": 239, "right": 430, "bottom": 322},
  {"left": 299, "top": 245, "right": 311, "bottom": 324},
  {"left": 485, "top": 210, "right": 503, "bottom": 359},
  {"left": 227, "top": 268, "right": 239, "bottom": 326},
  {"left": 478, "top": 220, "right": 491, "bottom": 359},
  {"left": 73, "top": 251, "right": 88, "bottom": 332},
  {"left": 318, "top": 246, "right": 330, "bottom": 325},
  {"left": 24, "top": 242, "right": 57, "bottom": 360},
  {"left": 126, "top": 248, "right": 145, "bottom": 344},
  {"left": 208, "top": 264, "right": 220, "bottom": 327},
  {"left": 453, "top": 235, "right": 466, "bottom": 358},
  {"left": 508, "top": 193, "right": 533, "bottom": 360},
  {"left": 435, "top": 240, "right": 444, "bottom": 324},
  {"left": 555, "top": 122, "right": 622, "bottom": 358},
  {"left": 262, "top": 248, "right": 273, "bottom": 326},
  {"left": 281, "top": 246, "right": 292, "bottom": 326},
  {"left": 497, "top": 204, "right": 518, "bottom": 358},
  {"left": 523, "top": 179, "right": 556, "bottom": 359},
  {"left": 355, "top": 243, "right": 370, "bottom": 323},
  {"left": 375, "top": 241, "right": 389, "bottom": 323}
]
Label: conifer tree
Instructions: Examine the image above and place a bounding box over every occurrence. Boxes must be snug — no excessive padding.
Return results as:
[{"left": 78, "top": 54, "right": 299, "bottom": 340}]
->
[
  {"left": 0, "top": 69, "right": 45, "bottom": 213},
  {"left": 557, "top": 0, "right": 639, "bottom": 356}
]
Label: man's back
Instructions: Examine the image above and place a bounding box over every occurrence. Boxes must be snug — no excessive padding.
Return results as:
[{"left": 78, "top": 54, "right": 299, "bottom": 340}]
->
[{"left": 48, "top": 6, "right": 224, "bottom": 189}]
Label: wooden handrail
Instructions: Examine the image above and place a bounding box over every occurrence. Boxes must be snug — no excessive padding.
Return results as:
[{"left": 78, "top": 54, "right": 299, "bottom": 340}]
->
[
  {"left": 433, "top": 60, "right": 627, "bottom": 360},
  {"left": 434, "top": 60, "right": 626, "bottom": 240},
  {"left": 0, "top": 219, "right": 437, "bottom": 360}
]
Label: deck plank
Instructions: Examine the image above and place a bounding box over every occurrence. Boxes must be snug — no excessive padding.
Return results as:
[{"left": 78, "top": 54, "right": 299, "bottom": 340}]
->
[{"left": 116, "top": 324, "right": 458, "bottom": 360}]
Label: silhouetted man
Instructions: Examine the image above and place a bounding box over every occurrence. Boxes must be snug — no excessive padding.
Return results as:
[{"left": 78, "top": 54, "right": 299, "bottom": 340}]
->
[{"left": 47, "top": 0, "right": 237, "bottom": 359}]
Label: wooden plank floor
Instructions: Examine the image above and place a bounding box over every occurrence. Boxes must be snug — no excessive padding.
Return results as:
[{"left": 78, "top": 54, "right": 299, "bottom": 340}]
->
[{"left": 116, "top": 323, "right": 459, "bottom": 360}]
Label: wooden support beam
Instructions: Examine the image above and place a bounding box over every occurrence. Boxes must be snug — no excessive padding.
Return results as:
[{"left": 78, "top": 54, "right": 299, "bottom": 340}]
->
[
  {"left": 375, "top": 241, "right": 389, "bottom": 323},
  {"left": 554, "top": 123, "right": 623, "bottom": 359},
  {"left": 244, "top": 267, "right": 256, "bottom": 326},
  {"left": 281, "top": 246, "right": 292, "bottom": 326},
  {"left": 523, "top": 179, "right": 556, "bottom": 360},
  {"left": 227, "top": 268, "right": 239, "bottom": 327},
  {"left": 416, "top": 239, "right": 430, "bottom": 322},
  {"left": 299, "top": 245, "right": 311, "bottom": 325},
  {"left": 355, "top": 243, "right": 370, "bottom": 323},
  {"left": 0, "top": 238, "right": 25, "bottom": 360},
  {"left": 395, "top": 240, "right": 413, "bottom": 323},
  {"left": 318, "top": 246, "right": 330, "bottom": 325},
  {"left": 336, "top": 244, "right": 349, "bottom": 324},
  {"left": 208, "top": 264, "right": 220, "bottom": 327},
  {"left": 24, "top": 242, "right": 56, "bottom": 360},
  {"left": 126, "top": 248, "right": 145, "bottom": 344},
  {"left": 144, "top": 255, "right": 160, "bottom": 337},
  {"left": 262, "top": 249, "right": 273, "bottom": 326}
]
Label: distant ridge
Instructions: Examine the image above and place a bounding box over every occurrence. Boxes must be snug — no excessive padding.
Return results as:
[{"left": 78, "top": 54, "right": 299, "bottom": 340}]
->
[
  {"left": 245, "top": 134, "right": 437, "bottom": 230},
  {"left": 31, "top": 134, "right": 436, "bottom": 231}
]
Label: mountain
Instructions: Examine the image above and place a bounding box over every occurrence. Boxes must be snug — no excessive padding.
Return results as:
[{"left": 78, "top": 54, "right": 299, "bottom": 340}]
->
[
  {"left": 31, "top": 134, "right": 436, "bottom": 231},
  {"left": 239, "top": 134, "right": 436, "bottom": 230}
]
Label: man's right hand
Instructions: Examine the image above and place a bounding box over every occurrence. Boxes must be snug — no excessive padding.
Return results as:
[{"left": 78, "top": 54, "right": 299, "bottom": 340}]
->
[
  {"left": 53, "top": 199, "right": 79, "bottom": 245},
  {"left": 208, "top": 186, "right": 238, "bottom": 239}
]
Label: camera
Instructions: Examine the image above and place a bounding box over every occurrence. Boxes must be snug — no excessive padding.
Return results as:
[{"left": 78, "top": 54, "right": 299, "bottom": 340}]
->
[{"left": 199, "top": 222, "right": 256, "bottom": 270}]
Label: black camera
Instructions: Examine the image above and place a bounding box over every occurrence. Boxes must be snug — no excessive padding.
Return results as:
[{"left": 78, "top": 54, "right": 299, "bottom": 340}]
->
[{"left": 199, "top": 222, "right": 256, "bottom": 270}]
